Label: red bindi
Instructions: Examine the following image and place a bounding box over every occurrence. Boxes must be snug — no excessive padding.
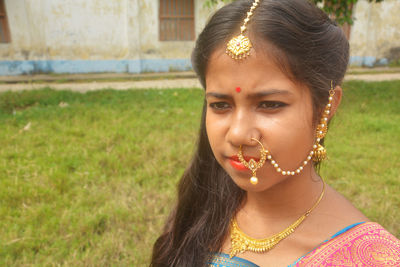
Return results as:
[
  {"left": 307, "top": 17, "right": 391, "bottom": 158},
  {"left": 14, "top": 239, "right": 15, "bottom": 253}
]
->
[{"left": 235, "top": 87, "right": 241, "bottom": 93}]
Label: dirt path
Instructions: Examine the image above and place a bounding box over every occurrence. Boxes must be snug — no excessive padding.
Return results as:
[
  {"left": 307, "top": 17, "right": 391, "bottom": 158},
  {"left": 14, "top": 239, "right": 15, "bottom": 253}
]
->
[
  {"left": 344, "top": 73, "right": 400, "bottom": 82},
  {"left": 0, "top": 72, "right": 399, "bottom": 93},
  {"left": 0, "top": 78, "right": 202, "bottom": 93}
]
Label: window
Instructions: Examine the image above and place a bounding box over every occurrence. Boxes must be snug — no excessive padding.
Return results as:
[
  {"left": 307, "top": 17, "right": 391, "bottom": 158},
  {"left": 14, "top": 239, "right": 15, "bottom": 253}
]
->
[
  {"left": 0, "top": 0, "right": 10, "bottom": 43},
  {"left": 159, "top": 0, "right": 194, "bottom": 41}
]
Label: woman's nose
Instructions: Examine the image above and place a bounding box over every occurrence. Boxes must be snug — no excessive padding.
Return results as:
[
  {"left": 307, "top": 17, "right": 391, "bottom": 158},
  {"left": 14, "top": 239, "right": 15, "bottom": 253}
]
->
[{"left": 226, "top": 110, "right": 260, "bottom": 148}]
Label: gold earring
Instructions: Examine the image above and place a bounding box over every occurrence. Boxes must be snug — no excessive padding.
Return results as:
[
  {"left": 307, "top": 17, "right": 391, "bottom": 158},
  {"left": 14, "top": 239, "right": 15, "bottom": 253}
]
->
[
  {"left": 238, "top": 138, "right": 268, "bottom": 185},
  {"left": 312, "top": 144, "right": 327, "bottom": 162},
  {"left": 312, "top": 81, "right": 335, "bottom": 162}
]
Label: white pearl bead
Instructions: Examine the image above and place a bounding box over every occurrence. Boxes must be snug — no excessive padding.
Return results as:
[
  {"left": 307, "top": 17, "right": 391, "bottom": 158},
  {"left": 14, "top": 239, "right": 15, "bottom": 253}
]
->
[
  {"left": 313, "top": 144, "right": 317, "bottom": 149},
  {"left": 304, "top": 161, "right": 308, "bottom": 165},
  {"left": 282, "top": 171, "right": 286, "bottom": 175},
  {"left": 267, "top": 155, "right": 272, "bottom": 160},
  {"left": 274, "top": 163, "right": 278, "bottom": 168},
  {"left": 310, "top": 151, "right": 314, "bottom": 155},
  {"left": 271, "top": 160, "right": 276, "bottom": 164},
  {"left": 291, "top": 171, "right": 295, "bottom": 175},
  {"left": 277, "top": 168, "right": 281, "bottom": 172},
  {"left": 307, "top": 156, "right": 312, "bottom": 160},
  {"left": 317, "top": 138, "right": 321, "bottom": 142},
  {"left": 299, "top": 166, "right": 303, "bottom": 170},
  {"left": 327, "top": 104, "right": 331, "bottom": 107},
  {"left": 296, "top": 169, "right": 300, "bottom": 173},
  {"left": 250, "top": 176, "right": 258, "bottom": 185},
  {"left": 329, "top": 97, "right": 333, "bottom": 101}
]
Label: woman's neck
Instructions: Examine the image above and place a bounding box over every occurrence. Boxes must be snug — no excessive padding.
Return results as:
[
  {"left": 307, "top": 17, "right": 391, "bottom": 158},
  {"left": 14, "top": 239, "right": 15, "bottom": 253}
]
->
[{"left": 236, "top": 168, "right": 324, "bottom": 236}]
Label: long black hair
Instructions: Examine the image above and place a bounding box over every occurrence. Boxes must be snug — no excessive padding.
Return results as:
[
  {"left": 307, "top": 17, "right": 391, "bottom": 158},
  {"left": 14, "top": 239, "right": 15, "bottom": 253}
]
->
[{"left": 151, "top": 0, "right": 349, "bottom": 266}]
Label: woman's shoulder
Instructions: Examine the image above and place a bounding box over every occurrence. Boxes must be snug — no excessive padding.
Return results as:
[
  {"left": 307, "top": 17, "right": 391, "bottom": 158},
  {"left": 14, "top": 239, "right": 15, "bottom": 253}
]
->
[
  {"left": 294, "top": 222, "right": 400, "bottom": 266},
  {"left": 316, "top": 184, "right": 369, "bottom": 225}
]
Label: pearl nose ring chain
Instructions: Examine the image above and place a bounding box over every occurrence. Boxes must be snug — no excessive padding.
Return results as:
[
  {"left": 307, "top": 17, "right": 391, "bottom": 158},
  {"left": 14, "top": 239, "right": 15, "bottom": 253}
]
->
[{"left": 237, "top": 82, "right": 335, "bottom": 185}]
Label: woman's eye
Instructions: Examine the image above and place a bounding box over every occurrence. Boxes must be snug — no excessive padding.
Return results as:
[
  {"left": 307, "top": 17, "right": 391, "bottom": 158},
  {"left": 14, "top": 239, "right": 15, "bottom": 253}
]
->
[
  {"left": 258, "top": 101, "right": 287, "bottom": 109},
  {"left": 209, "top": 102, "right": 231, "bottom": 110}
]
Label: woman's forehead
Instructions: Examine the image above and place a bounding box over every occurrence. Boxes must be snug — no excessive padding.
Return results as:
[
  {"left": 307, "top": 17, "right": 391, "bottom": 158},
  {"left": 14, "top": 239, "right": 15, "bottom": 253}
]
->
[{"left": 205, "top": 47, "right": 302, "bottom": 94}]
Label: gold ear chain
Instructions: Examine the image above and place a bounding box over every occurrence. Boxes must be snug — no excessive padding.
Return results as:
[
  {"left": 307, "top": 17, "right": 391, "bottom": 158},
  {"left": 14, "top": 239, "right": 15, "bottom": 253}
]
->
[{"left": 238, "top": 81, "right": 335, "bottom": 184}]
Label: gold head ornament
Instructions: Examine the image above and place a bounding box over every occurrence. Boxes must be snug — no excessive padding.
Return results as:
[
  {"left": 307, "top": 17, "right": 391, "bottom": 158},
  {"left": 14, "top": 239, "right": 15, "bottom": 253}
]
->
[{"left": 226, "top": 0, "right": 261, "bottom": 60}]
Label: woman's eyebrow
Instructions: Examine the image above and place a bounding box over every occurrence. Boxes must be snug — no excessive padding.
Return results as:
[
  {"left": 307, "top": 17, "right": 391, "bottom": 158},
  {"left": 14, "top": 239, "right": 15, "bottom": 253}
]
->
[
  {"left": 205, "top": 89, "right": 292, "bottom": 99},
  {"left": 205, "top": 92, "right": 232, "bottom": 99},
  {"left": 248, "top": 89, "right": 293, "bottom": 99}
]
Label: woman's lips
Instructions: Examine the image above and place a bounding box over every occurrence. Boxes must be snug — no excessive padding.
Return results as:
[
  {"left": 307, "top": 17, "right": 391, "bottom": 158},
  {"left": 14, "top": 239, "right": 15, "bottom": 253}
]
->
[{"left": 229, "top": 155, "right": 259, "bottom": 171}]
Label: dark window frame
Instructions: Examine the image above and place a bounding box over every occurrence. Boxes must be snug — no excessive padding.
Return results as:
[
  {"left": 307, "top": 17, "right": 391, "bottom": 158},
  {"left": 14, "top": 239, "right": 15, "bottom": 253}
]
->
[
  {"left": 159, "top": 0, "right": 195, "bottom": 41},
  {"left": 0, "top": 0, "right": 11, "bottom": 43}
]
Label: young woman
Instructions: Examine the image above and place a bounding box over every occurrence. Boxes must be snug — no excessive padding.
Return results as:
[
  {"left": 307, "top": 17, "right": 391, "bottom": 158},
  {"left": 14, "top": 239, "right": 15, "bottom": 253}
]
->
[{"left": 151, "top": 0, "right": 400, "bottom": 266}]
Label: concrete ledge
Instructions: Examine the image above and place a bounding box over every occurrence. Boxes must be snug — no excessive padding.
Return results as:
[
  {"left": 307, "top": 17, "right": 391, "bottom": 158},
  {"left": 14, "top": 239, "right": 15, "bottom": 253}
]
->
[
  {"left": 0, "top": 59, "right": 193, "bottom": 76},
  {"left": 1, "top": 57, "right": 398, "bottom": 78},
  {"left": 350, "top": 56, "right": 389, "bottom": 67},
  {"left": 0, "top": 71, "right": 197, "bottom": 83}
]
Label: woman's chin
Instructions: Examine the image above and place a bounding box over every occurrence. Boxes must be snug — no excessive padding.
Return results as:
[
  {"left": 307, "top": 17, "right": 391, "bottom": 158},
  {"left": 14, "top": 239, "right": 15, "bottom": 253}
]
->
[{"left": 229, "top": 173, "right": 283, "bottom": 193}]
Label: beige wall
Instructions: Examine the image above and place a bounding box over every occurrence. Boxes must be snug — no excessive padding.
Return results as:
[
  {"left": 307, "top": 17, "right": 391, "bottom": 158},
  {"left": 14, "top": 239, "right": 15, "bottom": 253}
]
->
[
  {"left": 0, "top": 0, "right": 219, "bottom": 74},
  {"left": 2, "top": 0, "right": 131, "bottom": 60},
  {"left": 350, "top": 0, "right": 400, "bottom": 66},
  {"left": 0, "top": 0, "right": 217, "bottom": 61},
  {"left": 1, "top": 0, "right": 399, "bottom": 75}
]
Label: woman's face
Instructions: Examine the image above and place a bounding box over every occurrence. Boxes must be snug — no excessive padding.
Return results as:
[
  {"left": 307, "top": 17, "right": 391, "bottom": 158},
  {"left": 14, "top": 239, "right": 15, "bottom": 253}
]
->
[{"left": 205, "top": 46, "right": 316, "bottom": 192}]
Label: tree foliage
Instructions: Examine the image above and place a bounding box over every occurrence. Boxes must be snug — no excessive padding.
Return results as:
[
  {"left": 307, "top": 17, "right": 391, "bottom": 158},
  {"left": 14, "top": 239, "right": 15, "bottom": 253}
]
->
[{"left": 204, "top": 0, "right": 385, "bottom": 25}]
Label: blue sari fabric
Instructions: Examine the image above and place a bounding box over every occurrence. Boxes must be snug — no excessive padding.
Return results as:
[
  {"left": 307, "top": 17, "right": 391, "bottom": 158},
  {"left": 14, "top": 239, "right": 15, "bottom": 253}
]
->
[
  {"left": 210, "top": 253, "right": 260, "bottom": 267},
  {"left": 209, "top": 222, "right": 364, "bottom": 267}
]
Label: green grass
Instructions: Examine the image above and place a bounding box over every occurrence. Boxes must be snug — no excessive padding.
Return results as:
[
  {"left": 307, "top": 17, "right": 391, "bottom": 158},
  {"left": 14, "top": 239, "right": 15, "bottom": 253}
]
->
[
  {"left": 0, "top": 81, "right": 399, "bottom": 266},
  {"left": 322, "top": 81, "right": 400, "bottom": 235}
]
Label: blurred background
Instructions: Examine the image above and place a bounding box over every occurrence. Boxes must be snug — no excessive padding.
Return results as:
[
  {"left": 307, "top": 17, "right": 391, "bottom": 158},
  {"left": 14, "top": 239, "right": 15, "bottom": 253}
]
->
[{"left": 0, "top": 0, "right": 399, "bottom": 76}]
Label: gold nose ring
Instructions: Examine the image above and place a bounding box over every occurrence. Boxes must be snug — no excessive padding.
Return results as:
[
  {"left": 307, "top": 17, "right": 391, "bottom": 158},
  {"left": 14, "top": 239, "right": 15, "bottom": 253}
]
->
[{"left": 237, "top": 138, "right": 268, "bottom": 185}]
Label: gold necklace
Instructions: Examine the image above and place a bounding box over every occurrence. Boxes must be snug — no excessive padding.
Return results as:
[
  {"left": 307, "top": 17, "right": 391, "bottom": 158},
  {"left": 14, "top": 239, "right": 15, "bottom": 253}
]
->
[{"left": 229, "top": 180, "right": 325, "bottom": 258}]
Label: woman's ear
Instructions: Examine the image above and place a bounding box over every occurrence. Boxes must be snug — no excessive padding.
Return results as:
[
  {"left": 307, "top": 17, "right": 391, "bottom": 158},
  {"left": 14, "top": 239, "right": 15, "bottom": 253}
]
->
[{"left": 328, "top": 86, "right": 342, "bottom": 120}]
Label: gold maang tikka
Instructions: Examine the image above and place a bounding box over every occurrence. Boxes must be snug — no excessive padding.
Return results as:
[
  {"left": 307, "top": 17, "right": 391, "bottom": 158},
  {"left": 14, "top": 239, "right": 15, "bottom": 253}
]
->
[
  {"left": 226, "top": 0, "right": 260, "bottom": 60},
  {"left": 237, "top": 138, "right": 268, "bottom": 185},
  {"left": 238, "top": 81, "right": 335, "bottom": 182}
]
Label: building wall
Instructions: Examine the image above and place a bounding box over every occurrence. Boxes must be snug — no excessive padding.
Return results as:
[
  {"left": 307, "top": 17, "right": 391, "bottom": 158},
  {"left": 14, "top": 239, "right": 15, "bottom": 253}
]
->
[
  {"left": 350, "top": 0, "right": 400, "bottom": 67},
  {"left": 2, "top": 0, "right": 131, "bottom": 60},
  {"left": 0, "top": 0, "right": 399, "bottom": 75},
  {"left": 0, "top": 0, "right": 214, "bottom": 75}
]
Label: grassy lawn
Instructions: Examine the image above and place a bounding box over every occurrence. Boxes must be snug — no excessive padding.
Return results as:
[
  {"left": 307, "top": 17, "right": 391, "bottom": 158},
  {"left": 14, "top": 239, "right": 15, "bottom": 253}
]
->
[{"left": 0, "top": 80, "right": 399, "bottom": 266}]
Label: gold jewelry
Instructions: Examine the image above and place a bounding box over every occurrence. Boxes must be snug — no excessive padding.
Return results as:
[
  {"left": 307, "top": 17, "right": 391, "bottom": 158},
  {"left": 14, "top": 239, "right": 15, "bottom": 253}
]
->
[
  {"left": 237, "top": 138, "right": 268, "bottom": 185},
  {"left": 261, "top": 81, "right": 335, "bottom": 175},
  {"left": 229, "top": 179, "right": 326, "bottom": 258},
  {"left": 312, "top": 144, "right": 327, "bottom": 162},
  {"left": 226, "top": 0, "right": 260, "bottom": 60},
  {"left": 312, "top": 82, "right": 335, "bottom": 162}
]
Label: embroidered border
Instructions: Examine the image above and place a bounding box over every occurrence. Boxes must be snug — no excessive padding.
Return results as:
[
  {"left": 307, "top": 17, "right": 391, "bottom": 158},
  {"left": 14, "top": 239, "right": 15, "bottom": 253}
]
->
[{"left": 295, "top": 222, "right": 400, "bottom": 266}]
